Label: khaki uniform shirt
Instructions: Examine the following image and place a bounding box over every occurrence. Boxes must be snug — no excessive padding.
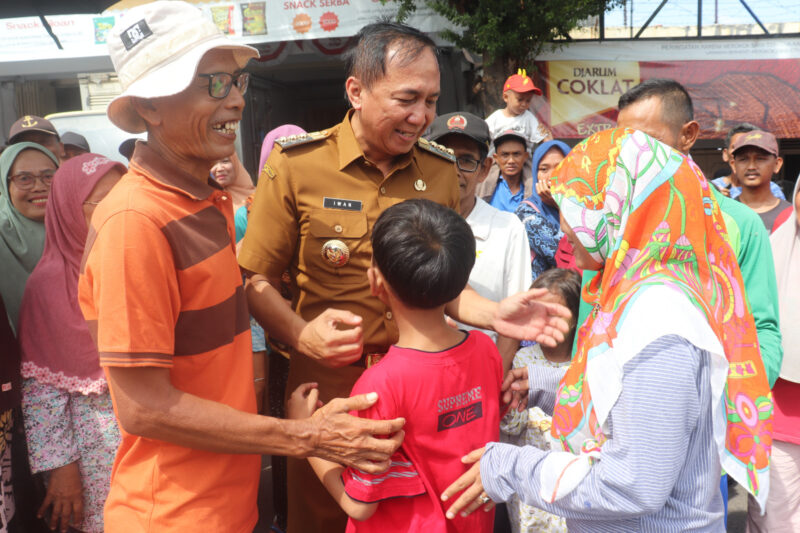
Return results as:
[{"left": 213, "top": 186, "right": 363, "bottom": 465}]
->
[{"left": 239, "top": 111, "right": 459, "bottom": 399}]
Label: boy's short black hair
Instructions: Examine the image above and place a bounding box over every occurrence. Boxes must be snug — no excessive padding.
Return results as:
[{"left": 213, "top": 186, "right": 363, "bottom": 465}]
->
[
  {"left": 372, "top": 199, "right": 475, "bottom": 309},
  {"left": 532, "top": 268, "right": 582, "bottom": 349}
]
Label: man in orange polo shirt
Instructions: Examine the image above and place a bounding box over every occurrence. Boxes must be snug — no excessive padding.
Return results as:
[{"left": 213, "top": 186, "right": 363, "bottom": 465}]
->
[{"left": 78, "top": 3, "right": 405, "bottom": 532}]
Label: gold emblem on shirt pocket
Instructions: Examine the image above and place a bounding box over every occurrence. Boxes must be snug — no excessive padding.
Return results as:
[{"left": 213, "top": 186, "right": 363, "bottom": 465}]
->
[{"left": 309, "top": 210, "right": 367, "bottom": 268}]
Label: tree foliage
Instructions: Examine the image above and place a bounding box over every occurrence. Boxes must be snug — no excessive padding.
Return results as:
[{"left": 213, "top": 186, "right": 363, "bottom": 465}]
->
[
  {"left": 389, "top": 0, "right": 623, "bottom": 112},
  {"left": 392, "top": 0, "right": 621, "bottom": 63}
]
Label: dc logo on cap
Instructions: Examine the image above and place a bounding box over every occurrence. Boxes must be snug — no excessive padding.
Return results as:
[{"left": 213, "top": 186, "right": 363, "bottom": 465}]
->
[
  {"left": 446, "top": 115, "right": 467, "bottom": 131},
  {"left": 121, "top": 19, "right": 153, "bottom": 51}
]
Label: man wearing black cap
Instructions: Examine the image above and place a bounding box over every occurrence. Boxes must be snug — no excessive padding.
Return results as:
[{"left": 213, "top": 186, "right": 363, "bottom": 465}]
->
[
  {"left": 478, "top": 130, "right": 530, "bottom": 214},
  {"left": 7, "top": 115, "right": 65, "bottom": 161},
  {"left": 61, "top": 132, "right": 91, "bottom": 160},
  {"left": 426, "top": 112, "right": 531, "bottom": 369}
]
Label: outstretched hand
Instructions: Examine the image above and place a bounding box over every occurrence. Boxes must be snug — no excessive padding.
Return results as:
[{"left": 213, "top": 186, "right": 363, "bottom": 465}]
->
[
  {"left": 493, "top": 288, "right": 571, "bottom": 347},
  {"left": 309, "top": 392, "right": 405, "bottom": 474},
  {"left": 441, "top": 447, "right": 493, "bottom": 519}
]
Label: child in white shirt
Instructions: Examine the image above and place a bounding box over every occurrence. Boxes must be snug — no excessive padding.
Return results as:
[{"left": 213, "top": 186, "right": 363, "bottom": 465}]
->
[
  {"left": 500, "top": 268, "right": 581, "bottom": 533},
  {"left": 485, "top": 69, "right": 552, "bottom": 154}
]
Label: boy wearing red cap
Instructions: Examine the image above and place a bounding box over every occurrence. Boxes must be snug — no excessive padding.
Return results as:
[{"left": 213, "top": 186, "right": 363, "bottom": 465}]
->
[
  {"left": 485, "top": 69, "right": 552, "bottom": 151},
  {"left": 479, "top": 70, "right": 553, "bottom": 205}
]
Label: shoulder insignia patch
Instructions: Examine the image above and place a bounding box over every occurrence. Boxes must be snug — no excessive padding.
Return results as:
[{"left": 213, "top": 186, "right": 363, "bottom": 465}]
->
[
  {"left": 274, "top": 130, "right": 330, "bottom": 150},
  {"left": 417, "top": 137, "right": 456, "bottom": 162},
  {"left": 261, "top": 162, "right": 277, "bottom": 180}
]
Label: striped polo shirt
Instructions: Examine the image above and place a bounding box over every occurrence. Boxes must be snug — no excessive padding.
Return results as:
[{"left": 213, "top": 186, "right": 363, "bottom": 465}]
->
[{"left": 79, "top": 142, "right": 259, "bottom": 533}]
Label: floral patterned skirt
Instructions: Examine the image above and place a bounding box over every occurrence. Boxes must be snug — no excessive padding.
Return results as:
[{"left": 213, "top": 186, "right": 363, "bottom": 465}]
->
[{"left": 22, "top": 379, "right": 119, "bottom": 533}]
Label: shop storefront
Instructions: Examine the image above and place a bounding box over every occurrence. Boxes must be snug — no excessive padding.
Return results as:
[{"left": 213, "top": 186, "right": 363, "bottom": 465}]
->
[{"left": 0, "top": 0, "right": 468, "bottom": 174}]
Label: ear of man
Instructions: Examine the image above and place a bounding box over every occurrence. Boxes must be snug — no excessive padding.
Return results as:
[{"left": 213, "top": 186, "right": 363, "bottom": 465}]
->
[
  {"left": 773, "top": 156, "right": 784, "bottom": 175},
  {"left": 477, "top": 157, "right": 492, "bottom": 184},
  {"left": 678, "top": 120, "right": 700, "bottom": 153},
  {"left": 345, "top": 77, "right": 363, "bottom": 110},
  {"left": 131, "top": 97, "right": 163, "bottom": 128}
]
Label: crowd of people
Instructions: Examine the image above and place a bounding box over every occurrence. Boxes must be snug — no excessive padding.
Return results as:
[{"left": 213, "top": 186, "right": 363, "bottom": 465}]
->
[{"left": 0, "top": 1, "right": 797, "bottom": 532}]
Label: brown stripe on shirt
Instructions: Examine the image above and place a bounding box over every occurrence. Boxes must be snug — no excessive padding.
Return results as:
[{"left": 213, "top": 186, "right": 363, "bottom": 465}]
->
[
  {"left": 161, "top": 206, "right": 231, "bottom": 270},
  {"left": 98, "top": 351, "right": 173, "bottom": 367},
  {"left": 174, "top": 285, "right": 250, "bottom": 356}
]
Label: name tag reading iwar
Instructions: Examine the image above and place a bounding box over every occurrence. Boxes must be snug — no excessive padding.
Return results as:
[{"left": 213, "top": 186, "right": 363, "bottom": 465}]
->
[{"left": 323, "top": 197, "right": 362, "bottom": 211}]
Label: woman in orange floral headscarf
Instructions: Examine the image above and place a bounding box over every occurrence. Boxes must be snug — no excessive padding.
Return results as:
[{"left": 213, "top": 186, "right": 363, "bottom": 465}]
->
[{"left": 442, "top": 128, "right": 772, "bottom": 532}]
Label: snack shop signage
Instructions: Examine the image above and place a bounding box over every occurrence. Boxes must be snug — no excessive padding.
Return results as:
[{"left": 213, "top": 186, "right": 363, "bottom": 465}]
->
[
  {"left": 527, "top": 39, "right": 800, "bottom": 139},
  {"left": 0, "top": 0, "right": 451, "bottom": 62}
]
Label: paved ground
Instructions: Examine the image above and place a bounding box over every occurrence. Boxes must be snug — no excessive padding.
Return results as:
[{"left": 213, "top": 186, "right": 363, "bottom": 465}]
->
[{"left": 728, "top": 481, "right": 748, "bottom": 533}]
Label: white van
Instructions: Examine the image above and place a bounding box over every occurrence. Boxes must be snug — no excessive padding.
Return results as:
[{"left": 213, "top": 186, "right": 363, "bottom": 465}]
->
[{"left": 46, "top": 110, "right": 145, "bottom": 164}]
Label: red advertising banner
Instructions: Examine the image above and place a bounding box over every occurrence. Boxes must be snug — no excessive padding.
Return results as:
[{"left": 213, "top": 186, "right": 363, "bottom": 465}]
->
[{"left": 532, "top": 58, "right": 800, "bottom": 139}]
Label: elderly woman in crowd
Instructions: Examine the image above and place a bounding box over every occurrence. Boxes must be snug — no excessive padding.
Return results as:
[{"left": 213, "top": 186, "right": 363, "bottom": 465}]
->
[
  {"left": 18, "top": 154, "right": 125, "bottom": 533},
  {"left": 515, "top": 140, "right": 571, "bottom": 280},
  {"left": 210, "top": 152, "right": 255, "bottom": 212},
  {"left": 443, "top": 128, "right": 772, "bottom": 532}
]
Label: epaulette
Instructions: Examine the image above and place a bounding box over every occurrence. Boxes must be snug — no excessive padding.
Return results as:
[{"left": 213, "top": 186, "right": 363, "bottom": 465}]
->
[
  {"left": 274, "top": 130, "right": 330, "bottom": 150},
  {"left": 417, "top": 137, "right": 456, "bottom": 161}
]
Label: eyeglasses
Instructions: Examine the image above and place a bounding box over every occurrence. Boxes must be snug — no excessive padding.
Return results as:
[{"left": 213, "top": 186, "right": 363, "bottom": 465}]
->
[
  {"left": 197, "top": 72, "right": 250, "bottom": 99},
  {"left": 7, "top": 170, "right": 56, "bottom": 190},
  {"left": 455, "top": 156, "right": 481, "bottom": 173}
]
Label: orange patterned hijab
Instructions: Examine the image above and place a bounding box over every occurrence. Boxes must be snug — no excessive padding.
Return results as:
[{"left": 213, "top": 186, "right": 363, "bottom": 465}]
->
[{"left": 549, "top": 128, "right": 772, "bottom": 506}]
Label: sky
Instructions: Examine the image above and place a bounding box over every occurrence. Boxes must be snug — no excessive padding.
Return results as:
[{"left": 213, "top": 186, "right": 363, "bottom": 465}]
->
[{"left": 604, "top": 0, "right": 799, "bottom": 30}]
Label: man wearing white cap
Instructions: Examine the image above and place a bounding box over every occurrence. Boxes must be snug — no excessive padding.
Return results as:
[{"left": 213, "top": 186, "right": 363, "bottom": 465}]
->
[{"left": 78, "top": 2, "right": 405, "bottom": 532}]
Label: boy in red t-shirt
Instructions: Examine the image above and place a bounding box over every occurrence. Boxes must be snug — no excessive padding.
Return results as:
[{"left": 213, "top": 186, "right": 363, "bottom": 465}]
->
[{"left": 289, "top": 199, "right": 503, "bottom": 533}]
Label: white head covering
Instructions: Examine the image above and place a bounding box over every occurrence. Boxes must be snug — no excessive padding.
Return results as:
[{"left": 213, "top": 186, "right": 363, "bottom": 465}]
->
[{"left": 770, "top": 177, "right": 800, "bottom": 382}]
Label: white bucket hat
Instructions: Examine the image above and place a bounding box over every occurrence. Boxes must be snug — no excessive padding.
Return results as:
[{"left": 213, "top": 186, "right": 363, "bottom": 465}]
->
[{"left": 107, "top": 1, "right": 259, "bottom": 133}]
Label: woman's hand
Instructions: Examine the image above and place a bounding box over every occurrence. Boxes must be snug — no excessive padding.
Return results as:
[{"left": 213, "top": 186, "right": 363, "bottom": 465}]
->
[
  {"left": 536, "top": 179, "right": 557, "bottom": 207},
  {"left": 38, "top": 462, "right": 84, "bottom": 533},
  {"left": 440, "top": 447, "right": 494, "bottom": 519}
]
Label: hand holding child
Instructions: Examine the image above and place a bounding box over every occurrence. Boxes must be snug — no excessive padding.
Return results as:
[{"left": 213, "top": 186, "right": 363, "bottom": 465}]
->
[
  {"left": 287, "top": 382, "right": 323, "bottom": 419},
  {"left": 501, "top": 366, "right": 530, "bottom": 412},
  {"left": 440, "top": 447, "right": 494, "bottom": 519}
]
